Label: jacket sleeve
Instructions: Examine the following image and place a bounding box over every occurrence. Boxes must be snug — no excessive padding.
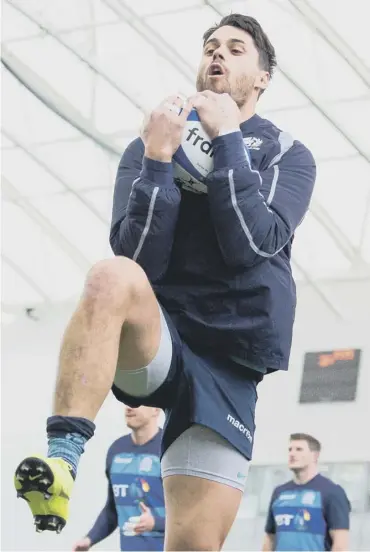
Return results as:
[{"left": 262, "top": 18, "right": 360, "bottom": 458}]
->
[
  {"left": 265, "top": 490, "right": 277, "bottom": 534},
  {"left": 153, "top": 515, "right": 165, "bottom": 532},
  {"left": 324, "top": 484, "right": 351, "bottom": 530},
  {"left": 87, "top": 482, "right": 118, "bottom": 545},
  {"left": 87, "top": 455, "right": 118, "bottom": 545},
  {"left": 206, "top": 131, "right": 316, "bottom": 267},
  {"left": 109, "top": 138, "right": 182, "bottom": 282}
]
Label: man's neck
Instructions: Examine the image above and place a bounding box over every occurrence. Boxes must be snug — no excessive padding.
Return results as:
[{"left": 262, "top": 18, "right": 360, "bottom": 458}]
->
[
  {"left": 293, "top": 466, "right": 319, "bottom": 485},
  {"left": 131, "top": 424, "right": 159, "bottom": 446},
  {"left": 239, "top": 95, "right": 258, "bottom": 124}
]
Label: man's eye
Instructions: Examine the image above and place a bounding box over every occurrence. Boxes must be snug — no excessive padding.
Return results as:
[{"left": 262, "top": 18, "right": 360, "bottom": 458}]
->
[
  {"left": 232, "top": 49, "right": 243, "bottom": 55},
  {"left": 205, "top": 49, "right": 214, "bottom": 55}
]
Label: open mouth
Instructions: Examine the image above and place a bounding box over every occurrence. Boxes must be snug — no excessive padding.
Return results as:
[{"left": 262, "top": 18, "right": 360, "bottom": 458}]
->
[{"left": 208, "top": 63, "right": 225, "bottom": 76}]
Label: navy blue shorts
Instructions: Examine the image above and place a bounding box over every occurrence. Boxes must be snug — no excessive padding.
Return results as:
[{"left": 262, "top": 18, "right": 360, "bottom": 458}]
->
[{"left": 112, "top": 307, "right": 262, "bottom": 460}]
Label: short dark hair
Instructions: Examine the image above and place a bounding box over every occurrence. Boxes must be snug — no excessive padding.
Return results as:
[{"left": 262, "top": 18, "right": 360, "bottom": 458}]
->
[
  {"left": 203, "top": 13, "right": 277, "bottom": 79},
  {"left": 290, "top": 433, "right": 321, "bottom": 452}
]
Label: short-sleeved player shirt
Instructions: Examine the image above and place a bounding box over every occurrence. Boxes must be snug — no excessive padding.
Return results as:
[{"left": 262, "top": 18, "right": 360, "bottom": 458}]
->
[
  {"left": 265, "top": 474, "right": 350, "bottom": 551},
  {"left": 88, "top": 431, "right": 165, "bottom": 551}
]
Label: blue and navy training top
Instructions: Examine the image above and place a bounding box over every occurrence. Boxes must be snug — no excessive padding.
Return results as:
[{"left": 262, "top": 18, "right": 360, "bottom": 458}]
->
[
  {"left": 87, "top": 430, "right": 165, "bottom": 551},
  {"left": 265, "top": 474, "right": 350, "bottom": 551},
  {"left": 110, "top": 113, "right": 316, "bottom": 372}
]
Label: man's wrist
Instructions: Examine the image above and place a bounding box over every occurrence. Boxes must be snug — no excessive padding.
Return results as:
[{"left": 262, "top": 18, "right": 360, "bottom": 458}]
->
[
  {"left": 144, "top": 146, "right": 172, "bottom": 163},
  {"left": 218, "top": 127, "right": 241, "bottom": 137},
  {"left": 211, "top": 131, "right": 247, "bottom": 171},
  {"left": 153, "top": 515, "right": 165, "bottom": 532}
]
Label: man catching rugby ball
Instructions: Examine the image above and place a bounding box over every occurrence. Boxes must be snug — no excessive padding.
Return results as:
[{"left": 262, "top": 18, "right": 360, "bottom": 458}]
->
[{"left": 15, "top": 13, "right": 316, "bottom": 552}]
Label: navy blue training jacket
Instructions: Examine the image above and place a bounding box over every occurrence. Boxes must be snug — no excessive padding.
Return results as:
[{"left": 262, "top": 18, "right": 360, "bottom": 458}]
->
[{"left": 110, "top": 113, "right": 316, "bottom": 372}]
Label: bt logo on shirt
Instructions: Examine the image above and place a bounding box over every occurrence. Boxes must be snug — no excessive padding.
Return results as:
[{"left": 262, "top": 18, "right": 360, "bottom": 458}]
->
[
  {"left": 275, "top": 514, "right": 294, "bottom": 526},
  {"left": 275, "top": 510, "right": 311, "bottom": 530},
  {"left": 113, "top": 478, "right": 151, "bottom": 501},
  {"left": 113, "top": 484, "right": 129, "bottom": 498}
]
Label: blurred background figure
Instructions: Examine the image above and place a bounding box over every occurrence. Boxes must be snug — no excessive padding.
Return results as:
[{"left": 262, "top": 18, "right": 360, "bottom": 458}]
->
[
  {"left": 263, "top": 434, "right": 350, "bottom": 551},
  {"left": 72, "top": 406, "right": 165, "bottom": 551}
]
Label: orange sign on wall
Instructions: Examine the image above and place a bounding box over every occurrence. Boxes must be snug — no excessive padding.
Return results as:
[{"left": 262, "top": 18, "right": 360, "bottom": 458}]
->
[{"left": 318, "top": 349, "right": 356, "bottom": 368}]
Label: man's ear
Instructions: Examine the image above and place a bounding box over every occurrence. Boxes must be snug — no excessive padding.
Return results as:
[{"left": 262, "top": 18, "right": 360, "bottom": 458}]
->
[{"left": 255, "top": 71, "right": 270, "bottom": 93}]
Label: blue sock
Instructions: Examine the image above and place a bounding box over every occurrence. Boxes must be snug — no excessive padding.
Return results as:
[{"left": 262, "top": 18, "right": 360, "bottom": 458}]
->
[
  {"left": 47, "top": 433, "right": 87, "bottom": 478},
  {"left": 46, "top": 416, "right": 95, "bottom": 479}
]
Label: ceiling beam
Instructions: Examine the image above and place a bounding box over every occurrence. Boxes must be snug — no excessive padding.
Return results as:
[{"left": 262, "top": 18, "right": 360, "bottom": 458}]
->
[
  {"left": 1, "top": 45, "right": 122, "bottom": 158},
  {"left": 2, "top": 176, "right": 91, "bottom": 273},
  {"left": 359, "top": 194, "right": 370, "bottom": 255},
  {"left": 308, "top": 199, "right": 362, "bottom": 264},
  {"left": 287, "top": 0, "right": 370, "bottom": 89},
  {"left": 292, "top": 259, "right": 343, "bottom": 319},
  {"left": 102, "top": 0, "right": 195, "bottom": 83},
  {"left": 2, "top": 254, "right": 51, "bottom": 303},
  {"left": 87, "top": 0, "right": 99, "bottom": 127},
  {"left": 2, "top": 127, "right": 109, "bottom": 226},
  {"left": 6, "top": 0, "right": 148, "bottom": 114}
]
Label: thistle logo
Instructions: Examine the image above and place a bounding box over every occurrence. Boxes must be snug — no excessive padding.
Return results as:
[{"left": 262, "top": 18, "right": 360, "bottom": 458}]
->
[
  {"left": 227, "top": 414, "right": 253, "bottom": 443},
  {"left": 186, "top": 127, "right": 215, "bottom": 157},
  {"left": 294, "top": 510, "right": 311, "bottom": 531},
  {"left": 243, "top": 136, "right": 263, "bottom": 150}
]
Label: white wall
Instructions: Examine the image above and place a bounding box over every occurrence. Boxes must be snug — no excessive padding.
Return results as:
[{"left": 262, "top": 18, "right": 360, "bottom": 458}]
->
[{"left": 1, "top": 280, "right": 369, "bottom": 550}]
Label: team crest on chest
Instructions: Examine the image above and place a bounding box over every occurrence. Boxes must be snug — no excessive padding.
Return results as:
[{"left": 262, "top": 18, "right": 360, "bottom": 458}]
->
[
  {"left": 301, "top": 491, "right": 316, "bottom": 505},
  {"left": 243, "top": 136, "right": 263, "bottom": 150}
]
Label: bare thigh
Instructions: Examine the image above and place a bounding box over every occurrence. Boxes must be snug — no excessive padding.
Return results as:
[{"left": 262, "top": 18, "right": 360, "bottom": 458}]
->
[
  {"left": 87, "top": 256, "right": 162, "bottom": 372},
  {"left": 116, "top": 258, "right": 162, "bottom": 371},
  {"left": 163, "top": 475, "right": 242, "bottom": 551}
]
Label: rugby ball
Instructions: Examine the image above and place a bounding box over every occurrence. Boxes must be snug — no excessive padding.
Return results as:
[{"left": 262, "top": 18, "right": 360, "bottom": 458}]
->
[{"left": 173, "top": 109, "right": 214, "bottom": 194}]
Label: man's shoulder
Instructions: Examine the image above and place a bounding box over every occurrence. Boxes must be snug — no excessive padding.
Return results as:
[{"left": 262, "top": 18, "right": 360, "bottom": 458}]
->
[
  {"left": 120, "top": 136, "right": 144, "bottom": 163},
  {"left": 107, "top": 434, "right": 133, "bottom": 457},
  {"left": 140, "top": 429, "right": 163, "bottom": 455},
  {"left": 127, "top": 136, "right": 144, "bottom": 150},
  {"left": 243, "top": 114, "right": 314, "bottom": 165},
  {"left": 243, "top": 114, "right": 285, "bottom": 143},
  {"left": 255, "top": 114, "right": 282, "bottom": 135},
  {"left": 156, "top": 427, "right": 164, "bottom": 439},
  {"left": 315, "top": 474, "right": 348, "bottom": 498},
  {"left": 272, "top": 479, "right": 296, "bottom": 496}
]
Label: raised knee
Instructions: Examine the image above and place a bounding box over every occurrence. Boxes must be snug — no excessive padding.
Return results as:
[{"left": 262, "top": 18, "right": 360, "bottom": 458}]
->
[{"left": 83, "top": 257, "right": 147, "bottom": 310}]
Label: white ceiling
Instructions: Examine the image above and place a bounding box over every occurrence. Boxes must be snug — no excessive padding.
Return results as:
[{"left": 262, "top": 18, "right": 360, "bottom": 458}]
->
[{"left": 1, "top": 0, "right": 370, "bottom": 320}]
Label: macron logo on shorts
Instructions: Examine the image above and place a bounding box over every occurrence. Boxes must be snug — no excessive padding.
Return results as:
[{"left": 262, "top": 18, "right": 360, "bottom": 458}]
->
[{"left": 227, "top": 414, "right": 253, "bottom": 443}]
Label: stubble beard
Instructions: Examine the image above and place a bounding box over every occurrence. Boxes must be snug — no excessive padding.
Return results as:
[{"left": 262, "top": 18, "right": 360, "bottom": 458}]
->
[{"left": 196, "top": 72, "right": 255, "bottom": 108}]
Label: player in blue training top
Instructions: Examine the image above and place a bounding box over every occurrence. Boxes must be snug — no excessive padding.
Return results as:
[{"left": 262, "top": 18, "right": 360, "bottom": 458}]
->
[
  {"left": 72, "top": 406, "right": 165, "bottom": 551},
  {"left": 14, "top": 13, "right": 316, "bottom": 552},
  {"left": 263, "top": 433, "right": 350, "bottom": 552}
]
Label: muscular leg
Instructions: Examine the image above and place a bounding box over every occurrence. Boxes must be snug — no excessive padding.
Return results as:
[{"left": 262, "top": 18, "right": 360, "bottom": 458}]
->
[
  {"left": 164, "top": 476, "right": 242, "bottom": 551},
  {"left": 53, "top": 256, "right": 161, "bottom": 420},
  {"left": 13, "top": 256, "right": 163, "bottom": 533},
  {"left": 161, "top": 425, "right": 249, "bottom": 551}
]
